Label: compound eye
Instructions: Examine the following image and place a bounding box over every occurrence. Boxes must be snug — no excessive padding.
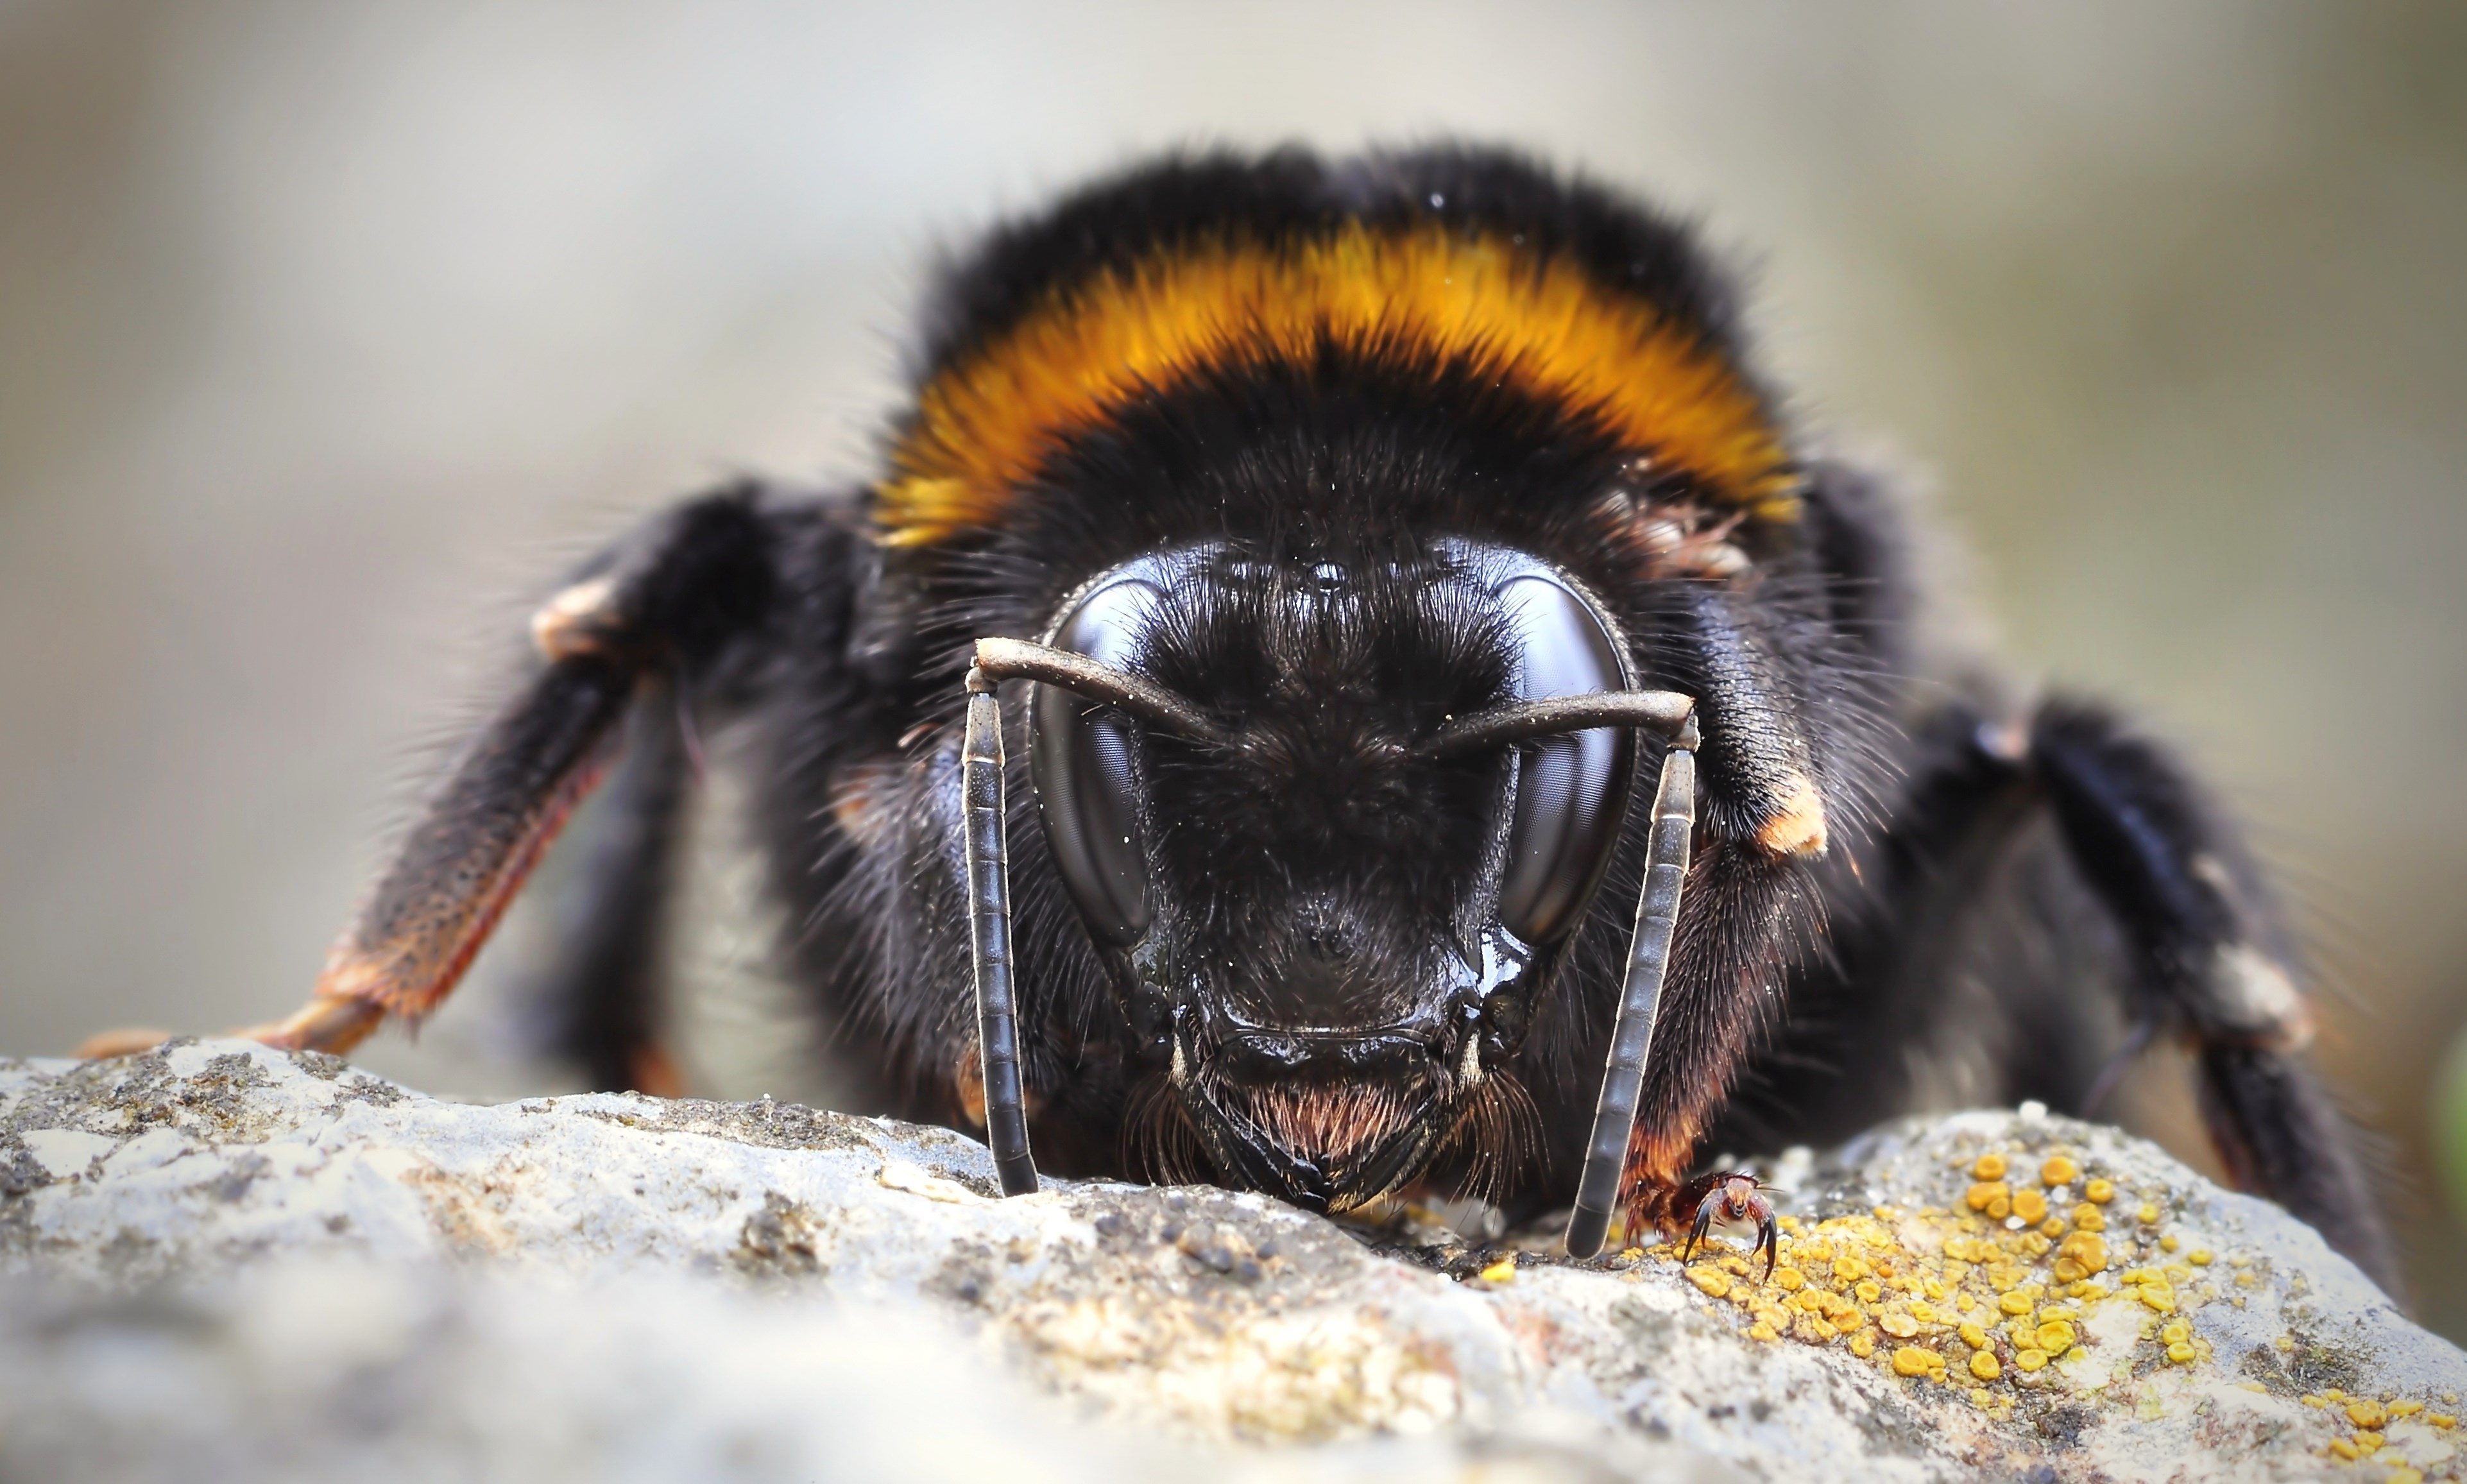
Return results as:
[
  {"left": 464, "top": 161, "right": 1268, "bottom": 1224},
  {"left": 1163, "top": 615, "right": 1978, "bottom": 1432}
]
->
[
  {"left": 1494, "top": 573, "right": 1637, "bottom": 943},
  {"left": 1028, "top": 577, "right": 1159, "bottom": 947}
]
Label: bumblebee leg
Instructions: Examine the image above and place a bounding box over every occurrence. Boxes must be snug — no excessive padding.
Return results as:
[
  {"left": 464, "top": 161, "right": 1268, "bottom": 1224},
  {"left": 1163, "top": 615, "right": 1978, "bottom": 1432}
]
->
[
  {"left": 520, "top": 672, "right": 693, "bottom": 1095},
  {"left": 1665, "top": 585, "right": 1829, "bottom": 861},
  {"left": 210, "top": 489, "right": 780, "bottom": 1061},
  {"left": 73, "top": 1025, "right": 184, "bottom": 1059},
  {"left": 191, "top": 654, "right": 633, "bottom": 1056},
  {"left": 1582, "top": 576, "right": 1846, "bottom": 1263},
  {"left": 2079, "top": 1015, "right": 2158, "bottom": 1118},
  {"left": 2028, "top": 701, "right": 2397, "bottom": 1292}
]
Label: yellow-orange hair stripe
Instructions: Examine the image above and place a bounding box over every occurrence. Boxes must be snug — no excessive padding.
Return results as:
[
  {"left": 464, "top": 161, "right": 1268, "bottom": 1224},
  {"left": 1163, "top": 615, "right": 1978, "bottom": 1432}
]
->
[{"left": 876, "top": 225, "right": 1798, "bottom": 549}]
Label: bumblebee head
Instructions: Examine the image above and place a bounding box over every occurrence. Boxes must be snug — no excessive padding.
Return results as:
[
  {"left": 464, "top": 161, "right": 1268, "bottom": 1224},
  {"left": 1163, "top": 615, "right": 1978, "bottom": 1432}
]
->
[
  {"left": 1006, "top": 537, "right": 1652, "bottom": 1211},
  {"left": 914, "top": 158, "right": 1800, "bottom": 1229}
]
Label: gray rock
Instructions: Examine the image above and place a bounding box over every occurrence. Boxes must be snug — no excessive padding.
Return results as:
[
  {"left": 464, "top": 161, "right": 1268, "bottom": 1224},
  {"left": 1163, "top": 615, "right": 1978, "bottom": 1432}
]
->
[{"left": 3, "top": 1038, "right": 2459, "bottom": 1483}]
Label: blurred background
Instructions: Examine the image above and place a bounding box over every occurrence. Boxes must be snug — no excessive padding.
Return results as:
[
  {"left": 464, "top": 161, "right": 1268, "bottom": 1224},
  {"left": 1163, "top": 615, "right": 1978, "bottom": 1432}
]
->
[{"left": 2, "top": 1, "right": 2461, "bottom": 1334}]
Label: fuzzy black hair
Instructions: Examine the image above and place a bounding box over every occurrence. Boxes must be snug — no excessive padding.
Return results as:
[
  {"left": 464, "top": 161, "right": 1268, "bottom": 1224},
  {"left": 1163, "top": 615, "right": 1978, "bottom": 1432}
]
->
[{"left": 908, "top": 142, "right": 1752, "bottom": 396}]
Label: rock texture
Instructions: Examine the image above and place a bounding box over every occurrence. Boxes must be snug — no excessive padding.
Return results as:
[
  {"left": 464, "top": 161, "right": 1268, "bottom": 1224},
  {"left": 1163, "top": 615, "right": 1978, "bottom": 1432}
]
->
[{"left": 3, "top": 1039, "right": 2460, "bottom": 1483}]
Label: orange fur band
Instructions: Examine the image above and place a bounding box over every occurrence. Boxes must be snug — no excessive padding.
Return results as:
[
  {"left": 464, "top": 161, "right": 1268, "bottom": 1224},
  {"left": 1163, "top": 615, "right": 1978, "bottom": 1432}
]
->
[{"left": 878, "top": 225, "right": 1798, "bottom": 548}]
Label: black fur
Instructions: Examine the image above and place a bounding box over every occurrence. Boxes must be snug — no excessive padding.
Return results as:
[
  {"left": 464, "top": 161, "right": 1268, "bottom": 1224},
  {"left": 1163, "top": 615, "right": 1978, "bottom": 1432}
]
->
[
  {"left": 522, "top": 675, "right": 690, "bottom": 1091},
  {"left": 301, "top": 144, "right": 2394, "bottom": 1293}
]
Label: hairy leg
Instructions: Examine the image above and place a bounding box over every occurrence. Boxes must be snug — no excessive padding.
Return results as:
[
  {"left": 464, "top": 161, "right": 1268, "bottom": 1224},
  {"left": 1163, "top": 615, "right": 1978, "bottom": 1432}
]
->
[
  {"left": 519, "top": 674, "right": 695, "bottom": 1095},
  {"left": 83, "top": 486, "right": 800, "bottom": 1062},
  {"left": 2028, "top": 701, "right": 2396, "bottom": 1292}
]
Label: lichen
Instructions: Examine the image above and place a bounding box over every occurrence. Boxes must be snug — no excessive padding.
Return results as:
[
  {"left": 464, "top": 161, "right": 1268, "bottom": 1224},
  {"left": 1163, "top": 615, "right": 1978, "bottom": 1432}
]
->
[
  {"left": 3, "top": 1045, "right": 2459, "bottom": 1481},
  {"left": 1618, "top": 1125, "right": 2464, "bottom": 1478}
]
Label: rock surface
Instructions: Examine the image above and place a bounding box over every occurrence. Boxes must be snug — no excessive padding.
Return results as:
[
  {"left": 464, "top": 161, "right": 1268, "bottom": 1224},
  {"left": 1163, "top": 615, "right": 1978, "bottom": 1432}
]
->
[{"left": 3, "top": 1039, "right": 2460, "bottom": 1483}]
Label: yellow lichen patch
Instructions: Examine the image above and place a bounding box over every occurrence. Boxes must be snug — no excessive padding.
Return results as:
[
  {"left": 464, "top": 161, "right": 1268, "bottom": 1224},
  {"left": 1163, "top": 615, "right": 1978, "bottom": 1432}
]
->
[
  {"left": 2137, "top": 1203, "right": 2163, "bottom": 1225},
  {"left": 2348, "top": 1399, "right": 2389, "bottom": 1429},
  {"left": 2054, "top": 1230, "right": 2108, "bottom": 1283},
  {"left": 1652, "top": 1140, "right": 2241, "bottom": 1413},
  {"left": 1478, "top": 1256, "right": 1519, "bottom": 1285},
  {"left": 2330, "top": 1438, "right": 2362, "bottom": 1461}
]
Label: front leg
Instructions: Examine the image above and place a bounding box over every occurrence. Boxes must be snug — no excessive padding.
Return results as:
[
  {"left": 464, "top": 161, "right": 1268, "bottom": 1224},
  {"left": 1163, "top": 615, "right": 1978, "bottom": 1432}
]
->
[
  {"left": 80, "top": 486, "right": 789, "bottom": 1062},
  {"left": 2029, "top": 700, "right": 2396, "bottom": 1292},
  {"left": 1566, "top": 830, "right": 1813, "bottom": 1276}
]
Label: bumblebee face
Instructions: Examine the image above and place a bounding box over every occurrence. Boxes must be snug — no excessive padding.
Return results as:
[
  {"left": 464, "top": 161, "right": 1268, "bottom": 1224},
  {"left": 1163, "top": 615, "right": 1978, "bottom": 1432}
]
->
[{"left": 1028, "top": 539, "right": 1637, "bottom": 1211}]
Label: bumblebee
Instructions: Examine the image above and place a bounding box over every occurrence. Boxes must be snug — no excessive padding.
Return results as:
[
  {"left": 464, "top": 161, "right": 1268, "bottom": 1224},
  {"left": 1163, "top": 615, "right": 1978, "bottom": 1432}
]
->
[{"left": 98, "top": 145, "right": 2393, "bottom": 1285}]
